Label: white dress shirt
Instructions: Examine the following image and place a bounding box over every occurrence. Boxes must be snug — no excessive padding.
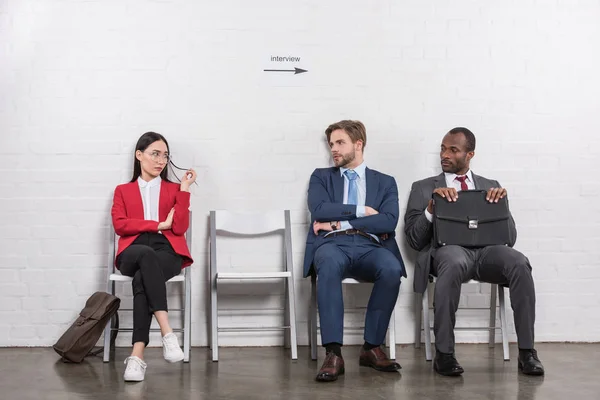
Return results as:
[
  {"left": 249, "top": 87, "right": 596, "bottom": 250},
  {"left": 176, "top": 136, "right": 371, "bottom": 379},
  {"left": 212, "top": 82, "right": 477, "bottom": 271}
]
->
[
  {"left": 424, "top": 170, "right": 475, "bottom": 223},
  {"left": 137, "top": 176, "right": 161, "bottom": 222}
]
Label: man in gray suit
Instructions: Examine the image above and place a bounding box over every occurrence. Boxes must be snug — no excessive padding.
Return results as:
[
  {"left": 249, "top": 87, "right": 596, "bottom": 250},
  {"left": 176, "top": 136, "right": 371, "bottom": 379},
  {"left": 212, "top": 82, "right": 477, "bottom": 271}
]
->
[{"left": 404, "top": 127, "right": 544, "bottom": 377}]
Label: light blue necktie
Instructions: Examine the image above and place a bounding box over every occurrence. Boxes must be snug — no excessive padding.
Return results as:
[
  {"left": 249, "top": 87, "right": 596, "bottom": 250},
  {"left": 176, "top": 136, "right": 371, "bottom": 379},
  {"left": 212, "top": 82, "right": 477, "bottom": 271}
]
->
[{"left": 344, "top": 170, "right": 358, "bottom": 205}]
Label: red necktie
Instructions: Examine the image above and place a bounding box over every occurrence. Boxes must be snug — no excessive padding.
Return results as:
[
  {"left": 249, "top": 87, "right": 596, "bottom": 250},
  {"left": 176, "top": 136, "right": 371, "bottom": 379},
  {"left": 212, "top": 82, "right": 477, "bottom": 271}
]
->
[{"left": 455, "top": 175, "right": 468, "bottom": 191}]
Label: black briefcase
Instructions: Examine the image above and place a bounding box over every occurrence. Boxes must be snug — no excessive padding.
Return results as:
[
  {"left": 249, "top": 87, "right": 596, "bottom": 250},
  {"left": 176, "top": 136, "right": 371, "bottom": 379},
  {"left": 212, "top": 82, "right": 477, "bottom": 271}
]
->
[{"left": 433, "top": 190, "right": 514, "bottom": 248}]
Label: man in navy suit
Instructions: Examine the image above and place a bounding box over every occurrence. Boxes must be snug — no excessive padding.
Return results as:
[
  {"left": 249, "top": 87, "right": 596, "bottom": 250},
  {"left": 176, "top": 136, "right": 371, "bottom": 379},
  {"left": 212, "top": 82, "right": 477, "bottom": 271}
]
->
[{"left": 304, "top": 120, "right": 406, "bottom": 382}]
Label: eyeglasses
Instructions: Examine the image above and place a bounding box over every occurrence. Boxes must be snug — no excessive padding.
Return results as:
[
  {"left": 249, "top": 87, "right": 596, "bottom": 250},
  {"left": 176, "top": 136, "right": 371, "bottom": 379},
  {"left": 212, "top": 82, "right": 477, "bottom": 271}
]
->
[{"left": 144, "top": 151, "right": 171, "bottom": 163}]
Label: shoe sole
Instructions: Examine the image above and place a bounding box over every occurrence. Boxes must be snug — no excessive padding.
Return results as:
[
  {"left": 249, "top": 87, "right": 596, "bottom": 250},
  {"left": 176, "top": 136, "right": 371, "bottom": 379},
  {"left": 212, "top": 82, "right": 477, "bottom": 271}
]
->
[
  {"left": 518, "top": 362, "right": 545, "bottom": 376},
  {"left": 359, "top": 360, "right": 401, "bottom": 372},
  {"left": 434, "top": 364, "right": 464, "bottom": 377},
  {"left": 165, "top": 354, "right": 184, "bottom": 363},
  {"left": 315, "top": 367, "right": 345, "bottom": 382},
  {"left": 124, "top": 376, "right": 145, "bottom": 382}
]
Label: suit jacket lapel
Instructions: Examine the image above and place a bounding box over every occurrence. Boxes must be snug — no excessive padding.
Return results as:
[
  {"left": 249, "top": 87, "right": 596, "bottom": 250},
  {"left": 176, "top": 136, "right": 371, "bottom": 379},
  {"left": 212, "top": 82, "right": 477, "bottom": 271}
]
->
[
  {"left": 471, "top": 172, "right": 481, "bottom": 190},
  {"left": 126, "top": 182, "right": 145, "bottom": 219},
  {"left": 365, "top": 167, "right": 378, "bottom": 207},
  {"left": 159, "top": 181, "right": 169, "bottom": 220},
  {"left": 332, "top": 168, "right": 344, "bottom": 203},
  {"left": 433, "top": 173, "right": 446, "bottom": 189}
]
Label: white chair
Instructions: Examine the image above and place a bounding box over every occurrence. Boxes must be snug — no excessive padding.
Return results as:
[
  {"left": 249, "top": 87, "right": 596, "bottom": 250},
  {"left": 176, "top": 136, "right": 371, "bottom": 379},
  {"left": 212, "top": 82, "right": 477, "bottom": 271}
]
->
[
  {"left": 103, "top": 213, "right": 193, "bottom": 362},
  {"left": 209, "top": 209, "right": 298, "bottom": 362},
  {"left": 309, "top": 276, "right": 397, "bottom": 361},
  {"left": 415, "top": 277, "right": 509, "bottom": 361}
]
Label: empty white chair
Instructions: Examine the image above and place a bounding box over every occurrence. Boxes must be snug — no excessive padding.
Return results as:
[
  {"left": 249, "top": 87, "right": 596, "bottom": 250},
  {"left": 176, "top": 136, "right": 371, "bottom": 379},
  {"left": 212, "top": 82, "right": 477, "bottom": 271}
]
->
[
  {"left": 415, "top": 277, "right": 509, "bottom": 361},
  {"left": 209, "top": 210, "right": 298, "bottom": 362},
  {"left": 103, "top": 213, "right": 192, "bottom": 362}
]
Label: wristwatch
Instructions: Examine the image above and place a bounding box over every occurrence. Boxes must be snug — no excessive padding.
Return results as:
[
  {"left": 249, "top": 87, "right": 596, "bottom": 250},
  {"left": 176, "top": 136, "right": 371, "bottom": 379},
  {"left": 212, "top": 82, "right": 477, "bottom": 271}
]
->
[{"left": 330, "top": 221, "right": 338, "bottom": 230}]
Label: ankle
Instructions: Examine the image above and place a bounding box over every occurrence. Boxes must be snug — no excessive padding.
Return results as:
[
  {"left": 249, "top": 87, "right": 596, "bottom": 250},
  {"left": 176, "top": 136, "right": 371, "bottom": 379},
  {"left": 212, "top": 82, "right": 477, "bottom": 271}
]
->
[
  {"left": 324, "top": 342, "right": 342, "bottom": 358},
  {"left": 362, "top": 342, "right": 379, "bottom": 351},
  {"left": 161, "top": 329, "right": 173, "bottom": 337}
]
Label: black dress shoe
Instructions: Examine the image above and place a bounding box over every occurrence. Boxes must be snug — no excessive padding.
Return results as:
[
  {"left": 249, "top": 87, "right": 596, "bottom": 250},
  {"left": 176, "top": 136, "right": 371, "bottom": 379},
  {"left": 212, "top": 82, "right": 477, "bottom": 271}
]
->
[
  {"left": 518, "top": 349, "right": 545, "bottom": 376},
  {"left": 434, "top": 351, "right": 464, "bottom": 376}
]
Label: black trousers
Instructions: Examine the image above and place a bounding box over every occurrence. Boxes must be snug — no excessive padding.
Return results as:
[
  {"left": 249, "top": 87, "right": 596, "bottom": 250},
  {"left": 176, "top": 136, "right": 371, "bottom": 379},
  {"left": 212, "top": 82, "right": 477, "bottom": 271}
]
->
[{"left": 117, "top": 233, "right": 182, "bottom": 346}]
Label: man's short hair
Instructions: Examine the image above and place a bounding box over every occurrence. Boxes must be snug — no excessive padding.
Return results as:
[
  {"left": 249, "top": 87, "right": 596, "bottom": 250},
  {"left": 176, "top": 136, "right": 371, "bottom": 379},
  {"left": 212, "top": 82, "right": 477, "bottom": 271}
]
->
[
  {"left": 447, "top": 127, "right": 476, "bottom": 152},
  {"left": 325, "top": 120, "right": 367, "bottom": 150}
]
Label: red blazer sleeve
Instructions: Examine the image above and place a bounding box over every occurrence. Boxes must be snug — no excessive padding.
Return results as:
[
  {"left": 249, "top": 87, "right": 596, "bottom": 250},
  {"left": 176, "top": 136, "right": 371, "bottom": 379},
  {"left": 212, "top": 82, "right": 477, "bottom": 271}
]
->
[
  {"left": 170, "top": 190, "right": 190, "bottom": 236},
  {"left": 111, "top": 185, "right": 160, "bottom": 236}
]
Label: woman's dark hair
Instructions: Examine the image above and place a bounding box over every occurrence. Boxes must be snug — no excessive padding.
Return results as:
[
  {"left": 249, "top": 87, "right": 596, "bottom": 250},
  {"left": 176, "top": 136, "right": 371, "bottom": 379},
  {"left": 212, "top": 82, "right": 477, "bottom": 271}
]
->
[{"left": 129, "top": 132, "right": 172, "bottom": 183}]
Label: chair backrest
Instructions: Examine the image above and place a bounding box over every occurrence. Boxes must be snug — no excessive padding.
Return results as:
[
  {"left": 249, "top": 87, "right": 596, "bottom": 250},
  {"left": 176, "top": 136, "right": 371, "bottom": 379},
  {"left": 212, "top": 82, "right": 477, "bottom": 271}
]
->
[
  {"left": 209, "top": 210, "right": 294, "bottom": 277},
  {"left": 107, "top": 211, "right": 193, "bottom": 275}
]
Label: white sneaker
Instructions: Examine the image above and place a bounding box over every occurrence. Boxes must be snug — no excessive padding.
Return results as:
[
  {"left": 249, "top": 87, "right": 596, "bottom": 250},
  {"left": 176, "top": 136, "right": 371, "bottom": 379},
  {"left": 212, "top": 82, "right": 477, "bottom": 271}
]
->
[
  {"left": 123, "top": 356, "right": 147, "bottom": 382},
  {"left": 162, "top": 332, "right": 184, "bottom": 363}
]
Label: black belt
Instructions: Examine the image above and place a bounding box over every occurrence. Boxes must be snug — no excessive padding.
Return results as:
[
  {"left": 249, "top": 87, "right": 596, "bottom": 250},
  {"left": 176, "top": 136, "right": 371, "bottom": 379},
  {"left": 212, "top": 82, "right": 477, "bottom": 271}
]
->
[{"left": 327, "top": 229, "right": 380, "bottom": 244}]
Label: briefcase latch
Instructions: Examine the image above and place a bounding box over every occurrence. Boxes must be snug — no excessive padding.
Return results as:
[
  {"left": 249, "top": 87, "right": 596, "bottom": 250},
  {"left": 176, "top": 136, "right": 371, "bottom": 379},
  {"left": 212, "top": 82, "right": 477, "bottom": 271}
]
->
[{"left": 468, "top": 219, "right": 478, "bottom": 229}]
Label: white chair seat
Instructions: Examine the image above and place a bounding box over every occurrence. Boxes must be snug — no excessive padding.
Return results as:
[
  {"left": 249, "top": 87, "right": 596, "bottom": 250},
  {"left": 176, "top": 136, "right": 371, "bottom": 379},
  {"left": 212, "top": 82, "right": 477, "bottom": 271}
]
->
[
  {"left": 341, "top": 278, "right": 360, "bottom": 284},
  {"left": 109, "top": 272, "right": 185, "bottom": 282},
  {"left": 216, "top": 271, "right": 291, "bottom": 279}
]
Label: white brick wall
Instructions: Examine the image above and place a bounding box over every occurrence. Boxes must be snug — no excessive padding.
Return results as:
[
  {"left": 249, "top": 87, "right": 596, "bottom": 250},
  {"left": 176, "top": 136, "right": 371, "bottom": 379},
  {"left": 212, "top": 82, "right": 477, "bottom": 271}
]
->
[{"left": 1, "top": 0, "right": 599, "bottom": 347}]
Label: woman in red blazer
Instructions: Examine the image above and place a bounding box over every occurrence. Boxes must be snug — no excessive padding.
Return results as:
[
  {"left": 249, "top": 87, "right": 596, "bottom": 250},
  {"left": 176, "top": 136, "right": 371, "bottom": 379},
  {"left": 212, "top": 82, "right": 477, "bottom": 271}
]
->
[{"left": 111, "top": 131, "right": 195, "bottom": 382}]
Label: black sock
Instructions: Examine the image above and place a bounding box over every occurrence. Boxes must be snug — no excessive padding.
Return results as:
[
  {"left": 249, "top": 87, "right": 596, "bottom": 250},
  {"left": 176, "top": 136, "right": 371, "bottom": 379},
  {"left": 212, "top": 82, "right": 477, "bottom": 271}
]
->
[
  {"left": 362, "top": 341, "right": 379, "bottom": 351},
  {"left": 519, "top": 348, "right": 533, "bottom": 353},
  {"left": 324, "top": 342, "right": 342, "bottom": 357}
]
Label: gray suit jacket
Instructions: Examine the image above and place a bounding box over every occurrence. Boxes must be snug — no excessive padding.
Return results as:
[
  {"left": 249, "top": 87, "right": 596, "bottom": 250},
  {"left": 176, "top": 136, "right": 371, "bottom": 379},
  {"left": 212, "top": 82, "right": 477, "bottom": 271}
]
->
[{"left": 403, "top": 172, "right": 517, "bottom": 293}]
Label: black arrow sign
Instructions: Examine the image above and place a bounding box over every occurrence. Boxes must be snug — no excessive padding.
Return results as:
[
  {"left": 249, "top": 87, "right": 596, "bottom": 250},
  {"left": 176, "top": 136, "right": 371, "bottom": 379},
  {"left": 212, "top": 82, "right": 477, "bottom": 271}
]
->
[{"left": 263, "top": 67, "right": 307, "bottom": 75}]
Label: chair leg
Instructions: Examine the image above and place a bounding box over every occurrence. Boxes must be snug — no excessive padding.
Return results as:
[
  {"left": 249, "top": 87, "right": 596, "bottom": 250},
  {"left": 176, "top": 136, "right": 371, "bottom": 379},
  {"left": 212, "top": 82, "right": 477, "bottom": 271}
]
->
[
  {"left": 284, "top": 279, "right": 290, "bottom": 350},
  {"left": 211, "top": 278, "right": 219, "bottom": 362},
  {"left": 103, "top": 280, "right": 115, "bottom": 362},
  {"left": 103, "top": 315, "right": 112, "bottom": 362},
  {"left": 183, "top": 272, "right": 191, "bottom": 363},
  {"left": 423, "top": 286, "right": 433, "bottom": 361},
  {"left": 414, "top": 292, "right": 422, "bottom": 349},
  {"left": 498, "top": 286, "right": 510, "bottom": 361},
  {"left": 310, "top": 275, "right": 318, "bottom": 361},
  {"left": 286, "top": 276, "right": 298, "bottom": 360},
  {"left": 388, "top": 307, "right": 396, "bottom": 360},
  {"left": 489, "top": 284, "right": 498, "bottom": 348}
]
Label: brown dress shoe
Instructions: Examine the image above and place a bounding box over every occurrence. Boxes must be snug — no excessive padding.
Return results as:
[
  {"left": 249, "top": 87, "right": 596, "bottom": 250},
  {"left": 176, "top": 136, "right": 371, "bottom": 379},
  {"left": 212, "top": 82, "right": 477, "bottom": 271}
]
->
[
  {"left": 359, "top": 347, "right": 401, "bottom": 372},
  {"left": 315, "top": 352, "right": 345, "bottom": 382}
]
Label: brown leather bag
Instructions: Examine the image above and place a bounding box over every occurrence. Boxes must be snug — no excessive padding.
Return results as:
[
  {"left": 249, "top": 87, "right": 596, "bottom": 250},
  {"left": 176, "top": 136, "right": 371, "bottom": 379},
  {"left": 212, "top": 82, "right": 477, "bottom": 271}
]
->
[{"left": 53, "top": 291, "right": 120, "bottom": 363}]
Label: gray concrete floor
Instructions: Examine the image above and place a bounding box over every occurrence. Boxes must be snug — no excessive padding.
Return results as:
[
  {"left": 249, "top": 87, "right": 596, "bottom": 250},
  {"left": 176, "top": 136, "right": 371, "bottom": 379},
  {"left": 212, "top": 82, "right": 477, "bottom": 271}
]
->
[{"left": 0, "top": 343, "right": 598, "bottom": 400}]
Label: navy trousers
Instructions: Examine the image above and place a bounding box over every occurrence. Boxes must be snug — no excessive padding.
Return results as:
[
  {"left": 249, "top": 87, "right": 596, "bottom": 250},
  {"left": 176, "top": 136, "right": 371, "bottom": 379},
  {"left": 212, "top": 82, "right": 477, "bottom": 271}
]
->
[{"left": 313, "top": 234, "right": 403, "bottom": 346}]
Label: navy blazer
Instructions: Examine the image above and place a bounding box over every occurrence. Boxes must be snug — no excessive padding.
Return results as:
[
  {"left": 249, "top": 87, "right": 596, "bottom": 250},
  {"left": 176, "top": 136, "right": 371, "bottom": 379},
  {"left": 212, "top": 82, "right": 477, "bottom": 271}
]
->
[{"left": 303, "top": 166, "right": 406, "bottom": 278}]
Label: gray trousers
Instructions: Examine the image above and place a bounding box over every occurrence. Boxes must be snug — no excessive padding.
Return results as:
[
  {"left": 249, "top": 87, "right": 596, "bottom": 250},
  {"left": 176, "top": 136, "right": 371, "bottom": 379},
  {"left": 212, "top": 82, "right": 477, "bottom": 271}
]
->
[{"left": 431, "top": 245, "right": 535, "bottom": 354}]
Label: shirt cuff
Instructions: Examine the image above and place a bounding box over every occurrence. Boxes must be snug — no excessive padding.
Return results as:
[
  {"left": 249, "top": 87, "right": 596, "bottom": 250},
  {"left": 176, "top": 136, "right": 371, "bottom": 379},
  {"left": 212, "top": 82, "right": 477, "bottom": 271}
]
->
[
  {"left": 424, "top": 208, "right": 433, "bottom": 223},
  {"left": 340, "top": 221, "right": 353, "bottom": 230},
  {"left": 356, "top": 206, "right": 366, "bottom": 218}
]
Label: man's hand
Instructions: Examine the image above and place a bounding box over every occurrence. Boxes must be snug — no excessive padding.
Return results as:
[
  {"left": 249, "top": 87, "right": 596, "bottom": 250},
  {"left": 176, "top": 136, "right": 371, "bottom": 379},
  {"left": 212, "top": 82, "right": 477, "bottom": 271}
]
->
[
  {"left": 486, "top": 188, "right": 507, "bottom": 203},
  {"left": 428, "top": 188, "right": 459, "bottom": 213},
  {"left": 158, "top": 208, "right": 175, "bottom": 231},
  {"left": 433, "top": 187, "right": 459, "bottom": 202},
  {"left": 365, "top": 206, "right": 379, "bottom": 216},
  {"left": 427, "top": 199, "right": 434, "bottom": 214},
  {"left": 313, "top": 221, "right": 337, "bottom": 235}
]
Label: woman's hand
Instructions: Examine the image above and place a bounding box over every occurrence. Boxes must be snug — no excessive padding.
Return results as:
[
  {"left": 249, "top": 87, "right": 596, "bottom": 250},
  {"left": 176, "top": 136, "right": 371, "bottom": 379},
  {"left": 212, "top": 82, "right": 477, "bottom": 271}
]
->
[
  {"left": 158, "top": 208, "right": 175, "bottom": 231},
  {"left": 180, "top": 169, "right": 197, "bottom": 192}
]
